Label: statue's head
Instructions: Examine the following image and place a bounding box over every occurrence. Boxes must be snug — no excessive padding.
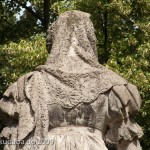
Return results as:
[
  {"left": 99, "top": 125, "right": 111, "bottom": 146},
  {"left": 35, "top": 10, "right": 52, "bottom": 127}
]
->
[{"left": 46, "top": 10, "right": 97, "bottom": 58}]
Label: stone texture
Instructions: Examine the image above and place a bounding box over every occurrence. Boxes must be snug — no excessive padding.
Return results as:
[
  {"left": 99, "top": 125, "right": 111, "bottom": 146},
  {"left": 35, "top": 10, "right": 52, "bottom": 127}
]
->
[{"left": 0, "top": 10, "right": 143, "bottom": 150}]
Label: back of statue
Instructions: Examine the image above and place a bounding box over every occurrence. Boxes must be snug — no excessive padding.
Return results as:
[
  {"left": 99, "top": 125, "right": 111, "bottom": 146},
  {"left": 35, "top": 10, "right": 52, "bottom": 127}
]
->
[{"left": 0, "top": 10, "right": 143, "bottom": 150}]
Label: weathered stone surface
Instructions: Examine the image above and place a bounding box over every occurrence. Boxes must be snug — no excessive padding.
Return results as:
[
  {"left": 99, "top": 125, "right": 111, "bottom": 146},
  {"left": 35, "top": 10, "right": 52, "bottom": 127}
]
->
[{"left": 0, "top": 10, "right": 143, "bottom": 150}]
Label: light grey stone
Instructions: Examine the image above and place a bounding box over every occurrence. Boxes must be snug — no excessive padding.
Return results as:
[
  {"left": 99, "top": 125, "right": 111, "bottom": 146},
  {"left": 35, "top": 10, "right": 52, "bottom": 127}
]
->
[{"left": 0, "top": 10, "right": 143, "bottom": 150}]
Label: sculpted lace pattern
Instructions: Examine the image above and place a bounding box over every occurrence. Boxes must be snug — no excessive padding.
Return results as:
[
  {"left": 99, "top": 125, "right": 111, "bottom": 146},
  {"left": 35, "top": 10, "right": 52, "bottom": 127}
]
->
[{"left": 0, "top": 10, "right": 143, "bottom": 150}]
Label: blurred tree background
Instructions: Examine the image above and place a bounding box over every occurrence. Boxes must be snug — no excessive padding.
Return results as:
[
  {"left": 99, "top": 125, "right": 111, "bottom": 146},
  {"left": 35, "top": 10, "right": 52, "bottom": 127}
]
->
[{"left": 0, "top": 0, "right": 149, "bottom": 149}]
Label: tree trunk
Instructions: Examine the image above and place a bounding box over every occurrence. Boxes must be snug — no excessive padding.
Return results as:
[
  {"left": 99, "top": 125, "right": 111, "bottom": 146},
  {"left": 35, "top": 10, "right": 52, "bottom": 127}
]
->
[{"left": 43, "top": 0, "right": 50, "bottom": 30}]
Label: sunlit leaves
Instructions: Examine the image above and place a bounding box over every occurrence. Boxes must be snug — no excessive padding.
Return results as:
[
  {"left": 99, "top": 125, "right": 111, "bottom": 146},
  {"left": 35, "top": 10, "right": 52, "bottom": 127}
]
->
[
  {"left": 52, "top": 1, "right": 76, "bottom": 14},
  {"left": 0, "top": 33, "right": 48, "bottom": 96}
]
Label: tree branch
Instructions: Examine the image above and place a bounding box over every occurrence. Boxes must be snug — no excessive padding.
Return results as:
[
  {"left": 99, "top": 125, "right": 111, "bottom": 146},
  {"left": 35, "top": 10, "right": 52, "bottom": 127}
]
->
[
  {"left": 43, "top": 0, "right": 50, "bottom": 30},
  {"left": 12, "top": 0, "right": 44, "bottom": 25}
]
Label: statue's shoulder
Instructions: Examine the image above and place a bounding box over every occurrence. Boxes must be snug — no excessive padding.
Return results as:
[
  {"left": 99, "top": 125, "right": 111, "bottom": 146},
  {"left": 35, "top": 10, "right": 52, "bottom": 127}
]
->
[
  {"left": 99, "top": 66, "right": 128, "bottom": 93},
  {"left": 16, "top": 71, "right": 43, "bottom": 101},
  {"left": 17, "top": 70, "right": 43, "bottom": 87},
  {"left": 99, "top": 66, "right": 141, "bottom": 110},
  {"left": 1, "top": 72, "right": 35, "bottom": 101}
]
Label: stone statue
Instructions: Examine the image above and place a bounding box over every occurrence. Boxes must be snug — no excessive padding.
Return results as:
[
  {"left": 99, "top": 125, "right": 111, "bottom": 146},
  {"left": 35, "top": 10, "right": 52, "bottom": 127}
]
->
[{"left": 0, "top": 10, "right": 143, "bottom": 150}]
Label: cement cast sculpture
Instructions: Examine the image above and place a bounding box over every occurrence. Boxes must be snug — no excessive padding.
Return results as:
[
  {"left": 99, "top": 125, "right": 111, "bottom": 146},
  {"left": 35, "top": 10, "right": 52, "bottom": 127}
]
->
[{"left": 0, "top": 10, "right": 143, "bottom": 150}]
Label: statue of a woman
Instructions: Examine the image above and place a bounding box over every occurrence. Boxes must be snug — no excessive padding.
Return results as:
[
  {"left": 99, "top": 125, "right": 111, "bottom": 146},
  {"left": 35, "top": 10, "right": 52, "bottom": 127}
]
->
[{"left": 0, "top": 10, "right": 143, "bottom": 150}]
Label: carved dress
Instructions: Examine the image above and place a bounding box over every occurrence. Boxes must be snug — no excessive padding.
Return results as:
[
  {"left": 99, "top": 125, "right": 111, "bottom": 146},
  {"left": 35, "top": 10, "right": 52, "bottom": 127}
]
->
[{"left": 0, "top": 10, "right": 143, "bottom": 150}]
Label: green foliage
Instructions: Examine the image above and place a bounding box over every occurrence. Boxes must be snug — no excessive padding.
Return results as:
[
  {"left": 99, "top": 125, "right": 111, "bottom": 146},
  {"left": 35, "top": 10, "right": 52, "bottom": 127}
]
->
[
  {"left": 52, "top": 1, "right": 76, "bottom": 14},
  {"left": 0, "top": 34, "right": 48, "bottom": 97},
  {"left": 0, "top": 1, "right": 17, "bottom": 43},
  {"left": 0, "top": 0, "right": 59, "bottom": 44}
]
